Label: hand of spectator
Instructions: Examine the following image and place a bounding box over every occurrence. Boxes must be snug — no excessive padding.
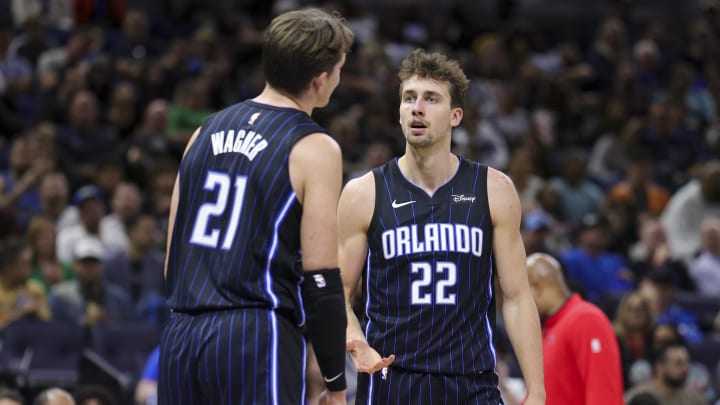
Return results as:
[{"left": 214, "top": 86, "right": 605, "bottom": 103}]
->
[{"left": 346, "top": 338, "right": 394, "bottom": 374}]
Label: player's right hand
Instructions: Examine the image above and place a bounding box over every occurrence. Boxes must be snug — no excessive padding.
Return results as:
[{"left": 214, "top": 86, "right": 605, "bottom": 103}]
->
[{"left": 346, "top": 339, "right": 395, "bottom": 374}]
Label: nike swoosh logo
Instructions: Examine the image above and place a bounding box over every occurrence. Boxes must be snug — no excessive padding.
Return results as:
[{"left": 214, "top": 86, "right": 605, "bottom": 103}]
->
[
  {"left": 392, "top": 199, "right": 416, "bottom": 208},
  {"left": 324, "top": 372, "right": 343, "bottom": 383}
]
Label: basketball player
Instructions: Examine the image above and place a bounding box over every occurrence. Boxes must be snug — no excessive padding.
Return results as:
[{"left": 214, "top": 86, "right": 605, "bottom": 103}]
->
[
  {"left": 159, "top": 9, "right": 354, "bottom": 405},
  {"left": 338, "top": 50, "right": 546, "bottom": 404}
]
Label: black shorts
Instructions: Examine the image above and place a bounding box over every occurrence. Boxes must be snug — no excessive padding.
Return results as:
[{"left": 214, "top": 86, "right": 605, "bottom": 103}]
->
[
  {"left": 356, "top": 367, "right": 503, "bottom": 405},
  {"left": 158, "top": 308, "right": 304, "bottom": 405}
]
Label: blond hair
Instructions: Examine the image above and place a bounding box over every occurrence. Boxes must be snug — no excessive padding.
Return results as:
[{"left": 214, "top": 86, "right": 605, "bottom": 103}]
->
[{"left": 262, "top": 8, "right": 354, "bottom": 96}]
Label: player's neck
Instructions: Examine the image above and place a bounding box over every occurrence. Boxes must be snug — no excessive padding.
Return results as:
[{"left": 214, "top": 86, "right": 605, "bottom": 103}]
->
[
  {"left": 253, "top": 85, "right": 313, "bottom": 115},
  {"left": 398, "top": 151, "right": 459, "bottom": 195}
]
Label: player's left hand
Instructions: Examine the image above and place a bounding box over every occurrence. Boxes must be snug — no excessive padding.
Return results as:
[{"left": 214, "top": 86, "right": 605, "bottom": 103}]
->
[{"left": 346, "top": 339, "right": 395, "bottom": 374}]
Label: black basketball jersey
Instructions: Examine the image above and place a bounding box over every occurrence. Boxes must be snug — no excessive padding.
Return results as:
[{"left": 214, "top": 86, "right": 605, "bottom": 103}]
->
[
  {"left": 365, "top": 157, "right": 497, "bottom": 375},
  {"left": 165, "top": 100, "right": 326, "bottom": 324}
]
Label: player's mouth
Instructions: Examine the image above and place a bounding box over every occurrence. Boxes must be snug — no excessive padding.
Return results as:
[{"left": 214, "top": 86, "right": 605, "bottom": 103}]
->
[{"left": 410, "top": 120, "right": 428, "bottom": 135}]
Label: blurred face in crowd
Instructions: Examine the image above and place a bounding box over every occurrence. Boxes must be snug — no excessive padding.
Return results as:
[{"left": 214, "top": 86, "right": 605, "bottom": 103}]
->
[
  {"left": 700, "top": 218, "right": 720, "bottom": 255},
  {"left": 69, "top": 90, "right": 99, "bottom": 132},
  {"left": 79, "top": 198, "right": 106, "bottom": 231},
  {"left": 657, "top": 346, "right": 690, "bottom": 389},
  {"left": 619, "top": 293, "right": 652, "bottom": 333},
  {"left": 40, "top": 172, "right": 70, "bottom": 216},
  {"left": 111, "top": 183, "right": 142, "bottom": 220},
  {"left": 640, "top": 219, "right": 667, "bottom": 252},
  {"left": 129, "top": 215, "right": 158, "bottom": 251},
  {"left": 1, "top": 247, "right": 32, "bottom": 286},
  {"left": 143, "top": 99, "right": 169, "bottom": 134}
]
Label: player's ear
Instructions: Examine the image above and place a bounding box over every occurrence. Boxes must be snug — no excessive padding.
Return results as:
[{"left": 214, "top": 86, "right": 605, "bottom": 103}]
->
[
  {"left": 312, "top": 71, "right": 328, "bottom": 92},
  {"left": 450, "top": 107, "right": 463, "bottom": 127}
]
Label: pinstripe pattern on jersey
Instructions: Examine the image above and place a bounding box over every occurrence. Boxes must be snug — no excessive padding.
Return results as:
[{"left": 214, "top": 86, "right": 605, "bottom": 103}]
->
[
  {"left": 364, "top": 157, "right": 497, "bottom": 376},
  {"left": 165, "top": 100, "right": 327, "bottom": 322}
]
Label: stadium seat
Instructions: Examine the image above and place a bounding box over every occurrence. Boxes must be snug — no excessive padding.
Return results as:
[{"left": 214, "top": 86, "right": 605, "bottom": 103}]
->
[
  {"left": 0, "top": 320, "right": 84, "bottom": 389},
  {"left": 89, "top": 322, "right": 162, "bottom": 378}
]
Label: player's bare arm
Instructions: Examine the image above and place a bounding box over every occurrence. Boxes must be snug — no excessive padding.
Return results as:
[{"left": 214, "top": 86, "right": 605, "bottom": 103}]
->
[
  {"left": 338, "top": 173, "right": 395, "bottom": 373},
  {"left": 290, "top": 132, "right": 343, "bottom": 270},
  {"left": 488, "top": 167, "right": 546, "bottom": 404},
  {"left": 291, "top": 132, "right": 348, "bottom": 399},
  {"left": 164, "top": 127, "right": 201, "bottom": 279}
]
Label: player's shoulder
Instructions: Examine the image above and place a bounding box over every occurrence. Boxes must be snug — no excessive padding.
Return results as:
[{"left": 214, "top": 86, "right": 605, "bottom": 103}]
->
[
  {"left": 486, "top": 166, "right": 516, "bottom": 193},
  {"left": 342, "top": 171, "right": 375, "bottom": 202}
]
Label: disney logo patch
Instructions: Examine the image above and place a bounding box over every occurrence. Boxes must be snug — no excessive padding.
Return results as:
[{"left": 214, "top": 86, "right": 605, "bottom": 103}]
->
[{"left": 451, "top": 194, "right": 476, "bottom": 204}]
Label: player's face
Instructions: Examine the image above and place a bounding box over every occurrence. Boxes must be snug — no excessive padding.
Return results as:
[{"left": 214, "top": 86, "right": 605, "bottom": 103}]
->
[
  {"left": 399, "top": 76, "right": 462, "bottom": 149},
  {"left": 317, "top": 53, "right": 346, "bottom": 108}
]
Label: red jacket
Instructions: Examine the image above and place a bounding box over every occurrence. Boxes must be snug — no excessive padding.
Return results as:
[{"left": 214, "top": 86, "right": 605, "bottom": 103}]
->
[{"left": 542, "top": 294, "right": 624, "bottom": 405}]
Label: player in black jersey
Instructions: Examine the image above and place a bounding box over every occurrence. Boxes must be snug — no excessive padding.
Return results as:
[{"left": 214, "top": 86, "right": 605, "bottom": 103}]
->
[
  {"left": 158, "top": 9, "right": 353, "bottom": 405},
  {"left": 339, "top": 50, "right": 546, "bottom": 404}
]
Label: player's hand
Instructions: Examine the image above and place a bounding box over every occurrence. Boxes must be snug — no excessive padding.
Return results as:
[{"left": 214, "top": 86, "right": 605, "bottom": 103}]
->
[
  {"left": 346, "top": 339, "right": 395, "bottom": 374},
  {"left": 317, "top": 389, "right": 346, "bottom": 405}
]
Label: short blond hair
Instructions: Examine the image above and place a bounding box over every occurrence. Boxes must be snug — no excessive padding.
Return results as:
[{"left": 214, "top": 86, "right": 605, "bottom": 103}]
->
[{"left": 262, "top": 8, "right": 354, "bottom": 96}]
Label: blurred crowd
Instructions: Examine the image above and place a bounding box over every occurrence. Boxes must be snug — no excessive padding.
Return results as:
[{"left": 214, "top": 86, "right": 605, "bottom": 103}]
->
[{"left": 0, "top": 0, "right": 719, "bottom": 403}]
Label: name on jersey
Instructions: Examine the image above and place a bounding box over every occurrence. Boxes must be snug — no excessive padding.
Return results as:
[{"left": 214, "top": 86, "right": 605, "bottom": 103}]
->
[
  {"left": 210, "top": 129, "right": 268, "bottom": 161},
  {"left": 381, "top": 223, "right": 484, "bottom": 259}
]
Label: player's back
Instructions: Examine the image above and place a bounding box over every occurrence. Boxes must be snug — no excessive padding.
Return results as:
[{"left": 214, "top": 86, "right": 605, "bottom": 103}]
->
[
  {"left": 365, "top": 157, "right": 498, "bottom": 375},
  {"left": 165, "top": 100, "right": 326, "bottom": 321}
]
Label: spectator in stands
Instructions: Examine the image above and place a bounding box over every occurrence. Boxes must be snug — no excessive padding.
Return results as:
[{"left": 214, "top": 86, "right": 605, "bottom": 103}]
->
[
  {"left": 110, "top": 8, "right": 159, "bottom": 62},
  {"left": 661, "top": 160, "right": 720, "bottom": 261},
  {"left": 549, "top": 150, "right": 604, "bottom": 225},
  {"left": 0, "top": 56, "right": 37, "bottom": 130},
  {"left": 625, "top": 341, "right": 705, "bottom": 405},
  {"left": 346, "top": 139, "right": 393, "bottom": 180},
  {"left": 527, "top": 253, "right": 624, "bottom": 405},
  {"left": 642, "top": 97, "right": 707, "bottom": 191},
  {"left": 521, "top": 209, "right": 565, "bottom": 258},
  {"left": 614, "top": 291, "right": 655, "bottom": 389},
  {"left": 35, "top": 29, "right": 91, "bottom": 76},
  {"left": 167, "top": 78, "right": 212, "bottom": 153},
  {"left": 26, "top": 216, "right": 75, "bottom": 291},
  {"left": 105, "top": 81, "right": 139, "bottom": 139},
  {"left": 125, "top": 99, "right": 171, "bottom": 188},
  {"left": 688, "top": 217, "right": 720, "bottom": 295},
  {"left": 103, "top": 213, "right": 165, "bottom": 322},
  {"left": 135, "top": 346, "right": 158, "bottom": 405},
  {"left": 506, "top": 148, "right": 545, "bottom": 213},
  {"left": 0, "top": 238, "right": 51, "bottom": 330},
  {"left": 628, "top": 218, "right": 695, "bottom": 291},
  {"left": 56, "top": 185, "right": 111, "bottom": 263},
  {"left": 0, "top": 387, "right": 23, "bottom": 405},
  {"left": 72, "top": 385, "right": 115, "bottom": 405},
  {"left": 49, "top": 236, "right": 131, "bottom": 326},
  {"left": 33, "top": 388, "right": 75, "bottom": 405},
  {"left": 588, "top": 117, "right": 644, "bottom": 188},
  {"left": 38, "top": 171, "right": 77, "bottom": 232},
  {"left": 99, "top": 181, "right": 142, "bottom": 256},
  {"left": 144, "top": 160, "right": 176, "bottom": 247},
  {"left": 638, "top": 269, "right": 703, "bottom": 343},
  {"left": 54, "top": 89, "right": 120, "bottom": 188},
  {"left": 607, "top": 147, "right": 670, "bottom": 217},
  {"left": 562, "top": 212, "right": 635, "bottom": 302},
  {"left": 0, "top": 135, "right": 53, "bottom": 229}
]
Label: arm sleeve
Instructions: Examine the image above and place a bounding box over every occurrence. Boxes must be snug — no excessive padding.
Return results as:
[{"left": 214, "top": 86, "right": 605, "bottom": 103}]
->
[{"left": 572, "top": 311, "right": 625, "bottom": 405}]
